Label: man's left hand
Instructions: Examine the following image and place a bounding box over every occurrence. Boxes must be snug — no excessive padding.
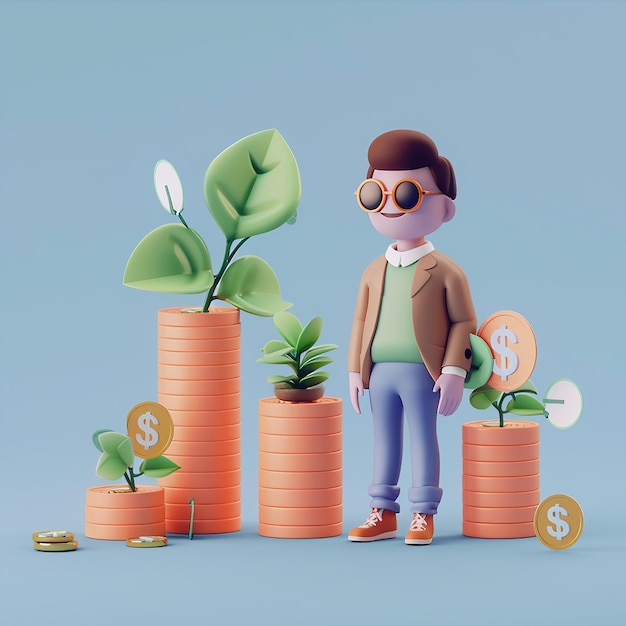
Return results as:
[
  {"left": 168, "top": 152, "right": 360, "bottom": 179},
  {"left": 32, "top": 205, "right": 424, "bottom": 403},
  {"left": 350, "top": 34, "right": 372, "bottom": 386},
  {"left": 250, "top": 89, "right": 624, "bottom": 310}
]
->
[{"left": 433, "top": 373, "right": 464, "bottom": 416}]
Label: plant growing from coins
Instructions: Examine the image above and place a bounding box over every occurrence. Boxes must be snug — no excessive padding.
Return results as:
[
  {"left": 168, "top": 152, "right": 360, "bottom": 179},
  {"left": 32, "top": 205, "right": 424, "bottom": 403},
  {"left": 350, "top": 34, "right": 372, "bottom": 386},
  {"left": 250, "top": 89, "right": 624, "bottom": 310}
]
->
[
  {"left": 92, "top": 402, "right": 180, "bottom": 492},
  {"left": 257, "top": 311, "right": 338, "bottom": 401},
  {"left": 469, "top": 380, "right": 548, "bottom": 428},
  {"left": 123, "top": 129, "right": 301, "bottom": 315}
]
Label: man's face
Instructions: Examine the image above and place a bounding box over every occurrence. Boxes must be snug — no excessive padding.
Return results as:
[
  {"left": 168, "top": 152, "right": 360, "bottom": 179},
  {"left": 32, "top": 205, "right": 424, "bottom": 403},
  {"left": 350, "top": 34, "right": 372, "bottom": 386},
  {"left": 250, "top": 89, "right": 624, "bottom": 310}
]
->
[{"left": 366, "top": 167, "right": 455, "bottom": 241}]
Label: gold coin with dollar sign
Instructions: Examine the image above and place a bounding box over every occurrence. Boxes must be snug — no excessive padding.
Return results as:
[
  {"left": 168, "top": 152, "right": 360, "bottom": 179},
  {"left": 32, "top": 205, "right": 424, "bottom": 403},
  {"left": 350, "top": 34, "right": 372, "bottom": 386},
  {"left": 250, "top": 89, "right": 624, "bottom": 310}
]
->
[
  {"left": 478, "top": 311, "right": 538, "bottom": 393},
  {"left": 127, "top": 401, "right": 174, "bottom": 459},
  {"left": 534, "top": 494, "right": 584, "bottom": 550}
]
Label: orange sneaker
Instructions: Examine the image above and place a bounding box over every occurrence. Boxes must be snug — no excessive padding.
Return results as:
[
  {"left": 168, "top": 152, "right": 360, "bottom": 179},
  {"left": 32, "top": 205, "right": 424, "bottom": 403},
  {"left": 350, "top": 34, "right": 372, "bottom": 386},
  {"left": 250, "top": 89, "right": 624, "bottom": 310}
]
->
[
  {"left": 348, "top": 508, "right": 397, "bottom": 542},
  {"left": 405, "top": 513, "right": 434, "bottom": 545}
]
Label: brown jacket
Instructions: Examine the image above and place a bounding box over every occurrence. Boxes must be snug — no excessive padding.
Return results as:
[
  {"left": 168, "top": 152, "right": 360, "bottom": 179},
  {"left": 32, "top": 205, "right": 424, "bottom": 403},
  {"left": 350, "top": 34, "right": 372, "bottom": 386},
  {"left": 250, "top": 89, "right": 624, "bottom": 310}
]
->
[{"left": 348, "top": 251, "right": 477, "bottom": 387}]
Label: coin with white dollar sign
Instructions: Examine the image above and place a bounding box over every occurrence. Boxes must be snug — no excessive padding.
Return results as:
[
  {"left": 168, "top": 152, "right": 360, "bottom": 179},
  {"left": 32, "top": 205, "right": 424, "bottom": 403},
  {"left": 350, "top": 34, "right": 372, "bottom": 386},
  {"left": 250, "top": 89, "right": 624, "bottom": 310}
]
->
[
  {"left": 534, "top": 494, "right": 584, "bottom": 550},
  {"left": 126, "top": 401, "right": 174, "bottom": 459}
]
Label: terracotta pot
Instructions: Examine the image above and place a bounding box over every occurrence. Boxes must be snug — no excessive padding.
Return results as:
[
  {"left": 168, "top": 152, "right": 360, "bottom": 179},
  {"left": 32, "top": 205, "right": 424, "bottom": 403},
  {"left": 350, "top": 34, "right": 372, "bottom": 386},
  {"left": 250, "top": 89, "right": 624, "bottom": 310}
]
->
[
  {"left": 462, "top": 420, "right": 540, "bottom": 539},
  {"left": 258, "top": 397, "right": 342, "bottom": 539},
  {"left": 85, "top": 485, "right": 165, "bottom": 540},
  {"left": 157, "top": 306, "right": 241, "bottom": 535}
]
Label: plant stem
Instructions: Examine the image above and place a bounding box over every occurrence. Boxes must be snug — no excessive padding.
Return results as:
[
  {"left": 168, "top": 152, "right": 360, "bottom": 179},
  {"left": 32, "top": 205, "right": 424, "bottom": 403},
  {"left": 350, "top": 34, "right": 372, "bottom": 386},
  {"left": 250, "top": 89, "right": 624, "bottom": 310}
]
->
[
  {"left": 202, "top": 237, "right": 250, "bottom": 312},
  {"left": 124, "top": 470, "right": 136, "bottom": 492}
]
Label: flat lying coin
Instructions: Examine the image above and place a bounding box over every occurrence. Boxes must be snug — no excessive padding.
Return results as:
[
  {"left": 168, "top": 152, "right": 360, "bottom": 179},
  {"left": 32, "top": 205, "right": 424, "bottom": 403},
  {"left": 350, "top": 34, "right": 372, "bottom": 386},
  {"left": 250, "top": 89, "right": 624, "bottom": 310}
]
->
[
  {"left": 32, "top": 530, "right": 74, "bottom": 543},
  {"left": 34, "top": 541, "right": 78, "bottom": 552},
  {"left": 125, "top": 535, "right": 168, "bottom": 548}
]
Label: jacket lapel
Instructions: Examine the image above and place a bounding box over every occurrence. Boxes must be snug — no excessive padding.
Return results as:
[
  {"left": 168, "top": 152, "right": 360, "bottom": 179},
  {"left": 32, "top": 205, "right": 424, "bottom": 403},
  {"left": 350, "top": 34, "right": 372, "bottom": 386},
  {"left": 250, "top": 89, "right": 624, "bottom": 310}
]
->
[{"left": 411, "top": 253, "right": 437, "bottom": 297}]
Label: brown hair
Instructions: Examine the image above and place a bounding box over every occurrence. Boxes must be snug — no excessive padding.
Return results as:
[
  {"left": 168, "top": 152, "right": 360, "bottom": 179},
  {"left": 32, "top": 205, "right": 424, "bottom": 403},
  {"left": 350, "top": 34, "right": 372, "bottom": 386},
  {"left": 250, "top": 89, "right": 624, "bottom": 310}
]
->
[{"left": 367, "top": 130, "right": 456, "bottom": 199}]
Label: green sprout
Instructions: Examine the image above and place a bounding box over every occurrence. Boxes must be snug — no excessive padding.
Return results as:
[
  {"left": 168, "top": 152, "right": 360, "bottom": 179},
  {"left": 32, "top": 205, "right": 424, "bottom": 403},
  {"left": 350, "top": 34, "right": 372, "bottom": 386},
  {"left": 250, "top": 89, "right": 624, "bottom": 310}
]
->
[
  {"left": 123, "top": 129, "right": 301, "bottom": 315},
  {"left": 469, "top": 380, "right": 549, "bottom": 428},
  {"left": 92, "top": 429, "right": 180, "bottom": 492},
  {"left": 257, "top": 312, "right": 338, "bottom": 391}
]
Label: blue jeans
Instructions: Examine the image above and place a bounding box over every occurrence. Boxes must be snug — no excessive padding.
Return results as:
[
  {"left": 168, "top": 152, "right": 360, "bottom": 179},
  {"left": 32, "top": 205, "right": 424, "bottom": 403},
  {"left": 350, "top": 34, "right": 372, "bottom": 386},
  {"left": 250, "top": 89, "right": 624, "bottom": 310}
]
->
[{"left": 367, "top": 362, "right": 443, "bottom": 515}]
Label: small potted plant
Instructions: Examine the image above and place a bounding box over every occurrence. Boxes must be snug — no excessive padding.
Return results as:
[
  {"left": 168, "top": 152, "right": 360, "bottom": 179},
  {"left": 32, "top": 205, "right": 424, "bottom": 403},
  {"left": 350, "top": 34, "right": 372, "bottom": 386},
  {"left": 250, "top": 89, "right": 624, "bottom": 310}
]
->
[
  {"left": 85, "top": 403, "right": 180, "bottom": 540},
  {"left": 256, "top": 312, "right": 343, "bottom": 538},
  {"left": 122, "top": 129, "right": 301, "bottom": 535},
  {"left": 463, "top": 381, "right": 547, "bottom": 539}
]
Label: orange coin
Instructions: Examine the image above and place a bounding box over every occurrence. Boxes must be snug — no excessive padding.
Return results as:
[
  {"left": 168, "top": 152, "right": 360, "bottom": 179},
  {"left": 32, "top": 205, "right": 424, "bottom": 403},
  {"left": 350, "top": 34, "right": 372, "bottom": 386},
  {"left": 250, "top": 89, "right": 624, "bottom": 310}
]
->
[
  {"left": 258, "top": 468, "right": 342, "bottom": 490},
  {"left": 172, "top": 424, "right": 240, "bottom": 442},
  {"left": 164, "top": 485, "right": 240, "bottom": 505},
  {"left": 158, "top": 363, "right": 240, "bottom": 381},
  {"left": 158, "top": 392, "right": 240, "bottom": 411},
  {"left": 463, "top": 520, "right": 535, "bottom": 539},
  {"left": 85, "top": 505, "right": 166, "bottom": 525},
  {"left": 463, "top": 458, "right": 540, "bottom": 477},
  {"left": 462, "top": 489, "right": 540, "bottom": 508},
  {"left": 259, "top": 504, "right": 342, "bottom": 526},
  {"left": 167, "top": 449, "right": 241, "bottom": 470},
  {"left": 85, "top": 521, "right": 166, "bottom": 541},
  {"left": 158, "top": 349, "right": 240, "bottom": 366},
  {"left": 463, "top": 442, "right": 539, "bottom": 462},
  {"left": 158, "top": 323, "right": 240, "bottom": 340},
  {"left": 166, "top": 501, "right": 240, "bottom": 520},
  {"left": 258, "top": 486, "right": 342, "bottom": 508},
  {"left": 258, "top": 432, "right": 342, "bottom": 455},
  {"left": 158, "top": 336, "right": 241, "bottom": 352},
  {"left": 85, "top": 485, "right": 164, "bottom": 509},
  {"left": 462, "top": 421, "right": 539, "bottom": 446},
  {"left": 463, "top": 504, "right": 537, "bottom": 524},
  {"left": 167, "top": 408, "right": 240, "bottom": 427},
  {"left": 165, "top": 517, "right": 241, "bottom": 535},
  {"left": 258, "top": 521, "right": 342, "bottom": 539},
  {"left": 166, "top": 440, "right": 241, "bottom": 457},
  {"left": 158, "top": 306, "right": 240, "bottom": 326},
  {"left": 463, "top": 473, "right": 540, "bottom": 493},
  {"left": 478, "top": 311, "right": 537, "bottom": 392},
  {"left": 126, "top": 401, "right": 175, "bottom": 459},
  {"left": 158, "top": 378, "right": 240, "bottom": 396},
  {"left": 258, "top": 450, "right": 342, "bottom": 472},
  {"left": 259, "top": 414, "right": 342, "bottom": 436},
  {"left": 159, "top": 467, "right": 241, "bottom": 488},
  {"left": 258, "top": 397, "right": 342, "bottom": 418}
]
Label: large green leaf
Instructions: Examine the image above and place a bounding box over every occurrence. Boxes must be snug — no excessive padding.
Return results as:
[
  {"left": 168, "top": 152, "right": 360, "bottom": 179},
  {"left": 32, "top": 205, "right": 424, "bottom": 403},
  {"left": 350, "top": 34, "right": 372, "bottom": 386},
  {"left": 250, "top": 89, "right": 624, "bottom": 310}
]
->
[
  {"left": 139, "top": 456, "right": 181, "bottom": 478},
  {"left": 508, "top": 394, "right": 546, "bottom": 416},
  {"left": 273, "top": 311, "right": 302, "bottom": 347},
  {"left": 299, "top": 356, "right": 333, "bottom": 378},
  {"left": 296, "top": 317, "right": 323, "bottom": 355},
  {"left": 469, "top": 385, "right": 502, "bottom": 410},
  {"left": 262, "top": 340, "right": 290, "bottom": 356},
  {"left": 123, "top": 224, "right": 214, "bottom": 294},
  {"left": 511, "top": 380, "right": 538, "bottom": 395},
  {"left": 204, "top": 129, "right": 301, "bottom": 240},
  {"left": 301, "top": 344, "right": 338, "bottom": 362},
  {"left": 217, "top": 256, "right": 291, "bottom": 316},
  {"left": 92, "top": 429, "right": 113, "bottom": 452},
  {"left": 95, "top": 452, "right": 128, "bottom": 481},
  {"left": 299, "top": 372, "right": 329, "bottom": 388}
]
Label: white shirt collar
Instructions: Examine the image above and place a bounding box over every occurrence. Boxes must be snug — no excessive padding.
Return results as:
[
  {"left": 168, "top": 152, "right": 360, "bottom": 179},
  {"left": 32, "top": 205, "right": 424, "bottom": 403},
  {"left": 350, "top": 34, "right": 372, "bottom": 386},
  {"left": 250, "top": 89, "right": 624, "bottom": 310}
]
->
[{"left": 385, "top": 241, "right": 435, "bottom": 267}]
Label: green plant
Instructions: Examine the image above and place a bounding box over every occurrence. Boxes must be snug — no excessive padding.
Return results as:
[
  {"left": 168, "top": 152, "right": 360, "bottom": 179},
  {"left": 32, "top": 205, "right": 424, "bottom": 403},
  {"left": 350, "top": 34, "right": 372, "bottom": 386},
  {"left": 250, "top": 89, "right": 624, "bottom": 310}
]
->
[
  {"left": 469, "top": 380, "right": 549, "bottom": 428},
  {"left": 257, "top": 312, "right": 338, "bottom": 390},
  {"left": 123, "top": 129, "right": 301, "bottom": 315},
  {"left": 92, "top": 429, "right": 180, "bottom": 492}
]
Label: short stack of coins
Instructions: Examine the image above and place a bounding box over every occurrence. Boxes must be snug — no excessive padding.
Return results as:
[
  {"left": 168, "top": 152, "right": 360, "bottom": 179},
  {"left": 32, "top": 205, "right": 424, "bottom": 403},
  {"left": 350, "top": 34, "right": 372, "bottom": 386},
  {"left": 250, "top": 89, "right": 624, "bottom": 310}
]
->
[
  {"left": 462, "top": 420, "right": 540, "bottom": 538},
  {"left": 33, "top": 530, "right": 77, "bottom": 552},
  {"left": 157, "top": 307, "right": 241, "bottom": 535},
  {"left": 258, "top": 397, "right": 342, "bottom": 538}
]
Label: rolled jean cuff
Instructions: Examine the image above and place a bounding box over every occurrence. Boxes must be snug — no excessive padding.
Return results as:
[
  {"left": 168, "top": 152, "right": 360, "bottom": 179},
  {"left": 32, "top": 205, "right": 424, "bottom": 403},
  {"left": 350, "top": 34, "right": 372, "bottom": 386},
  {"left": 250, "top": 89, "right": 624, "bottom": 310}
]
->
[
  {"left": 368, "top": 484, "right": 401, "bottom": 514},
  {"left": 408, "top": 486, "right": 443, "bottom": 515}
]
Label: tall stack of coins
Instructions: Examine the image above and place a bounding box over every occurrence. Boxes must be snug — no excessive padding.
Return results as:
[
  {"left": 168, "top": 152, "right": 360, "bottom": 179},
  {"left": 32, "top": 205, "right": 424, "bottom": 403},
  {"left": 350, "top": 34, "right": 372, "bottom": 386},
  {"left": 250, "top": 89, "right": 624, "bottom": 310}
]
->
[
  {"left": 462, "top": 420, "right": 540, "bottom": 538},
  {"left": 157, "top": 307, "right": 241, "bottom": 534},
  {"left": 258, "top": 397, "right": 342, "bottom": 538}
]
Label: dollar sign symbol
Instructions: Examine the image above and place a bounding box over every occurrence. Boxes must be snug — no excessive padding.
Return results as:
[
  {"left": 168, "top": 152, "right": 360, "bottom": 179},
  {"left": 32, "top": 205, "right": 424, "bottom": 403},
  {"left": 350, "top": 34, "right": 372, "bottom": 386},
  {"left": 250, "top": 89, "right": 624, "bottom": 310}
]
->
[
  {"left": 491, "top": 324, "right": 519, "bottom": 381},
  {"left": 547, "top": 503, "right": 570, "bottom": 541},
  {"left": 136, "top": 411, "right": 159, "bottom": 451}
]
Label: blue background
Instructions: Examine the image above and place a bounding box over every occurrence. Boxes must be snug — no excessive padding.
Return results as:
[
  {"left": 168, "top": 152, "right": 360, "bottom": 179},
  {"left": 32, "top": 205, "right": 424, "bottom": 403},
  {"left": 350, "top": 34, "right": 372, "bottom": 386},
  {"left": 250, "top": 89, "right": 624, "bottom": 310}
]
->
[{"left": 1, "top": 1, "right": 624, "bottom": 623}]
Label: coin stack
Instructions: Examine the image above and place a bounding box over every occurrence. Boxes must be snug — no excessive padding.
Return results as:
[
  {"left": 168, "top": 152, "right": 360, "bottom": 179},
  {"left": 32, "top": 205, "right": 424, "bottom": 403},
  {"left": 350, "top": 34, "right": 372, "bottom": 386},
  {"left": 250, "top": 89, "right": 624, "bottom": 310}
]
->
[
  {"left": 157, "top": 307, "right": 241, "bottom": 535},
  {"left": 258, "top": 397, "right": 342, "bottom": 538},
  {"left": 462, "top": 420, "right": 540, "bottom": 538},
  {"left": 33, "top": 530, "right": 77, "bottom": 552}
]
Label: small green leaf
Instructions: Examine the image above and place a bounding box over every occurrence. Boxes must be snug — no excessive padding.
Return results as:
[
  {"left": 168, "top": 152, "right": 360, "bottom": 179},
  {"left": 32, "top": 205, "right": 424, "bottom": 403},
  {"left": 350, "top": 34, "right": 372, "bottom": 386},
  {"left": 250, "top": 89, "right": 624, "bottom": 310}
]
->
[
  {"left": 299, "top": 356, "right": 333, "bottom": 378},
  {"left": 509, "top": 394, "right": 546, "bottom": 416},
  {"left": 256, "top": 352, "right": 296, "bottom": 366},
  {"left": 139, "top": 456, "right": 181, "bottom": 478},
  {"left": 123, "top": 224, "right": 214, "bottom": 294},
  {"left": 262, "top": 340, "right": 290, "bottom": 355},
  {"left": 96, "top": 452, "right": 128, "bottom": 481},
  {"left": 469, "top": 385, "right": 502, "bottom": 410},
  {"left": 296, "top": 317, "right": 323, "bottom": 355},
  {"left": 301, "top": 344, "right": 338, "bottom": 361},
  {"left": 98, "top": 432, "right": 134, "bottom": 467},
  {"left": 216, "top": 256, "right": 291, "bottom": 316},
  {"left": 299, "top": 372, "right": 329, "bottom": 388},
  {"left": 92, "top": 429, "right": 113, "bottom": 452},
  {"left": 511, "top": 380, "right": 538, "bottom": 395},
  {"left": 204, "top": 129, "right": 301, "bottom": 240},
  {"left": 273, "top": 311, "right": 302, "bottom": 347},
  {"left": 267, "top": 375, "right": 297, "bottom": 385}
]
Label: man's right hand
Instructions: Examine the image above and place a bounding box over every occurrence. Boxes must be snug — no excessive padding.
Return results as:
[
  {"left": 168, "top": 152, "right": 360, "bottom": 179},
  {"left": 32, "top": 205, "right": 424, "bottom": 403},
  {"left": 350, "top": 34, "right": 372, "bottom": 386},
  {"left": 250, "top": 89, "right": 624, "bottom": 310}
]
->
[{"left": 349, "top": 371, "right": 364, "bottom": 414}]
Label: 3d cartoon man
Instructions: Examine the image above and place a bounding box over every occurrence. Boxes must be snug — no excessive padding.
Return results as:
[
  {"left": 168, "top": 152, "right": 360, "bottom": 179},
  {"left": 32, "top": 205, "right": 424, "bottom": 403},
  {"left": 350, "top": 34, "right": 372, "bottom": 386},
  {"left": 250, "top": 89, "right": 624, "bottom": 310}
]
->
[{"left": 348, "top": 130, "right": 476, "bottom": 545}]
